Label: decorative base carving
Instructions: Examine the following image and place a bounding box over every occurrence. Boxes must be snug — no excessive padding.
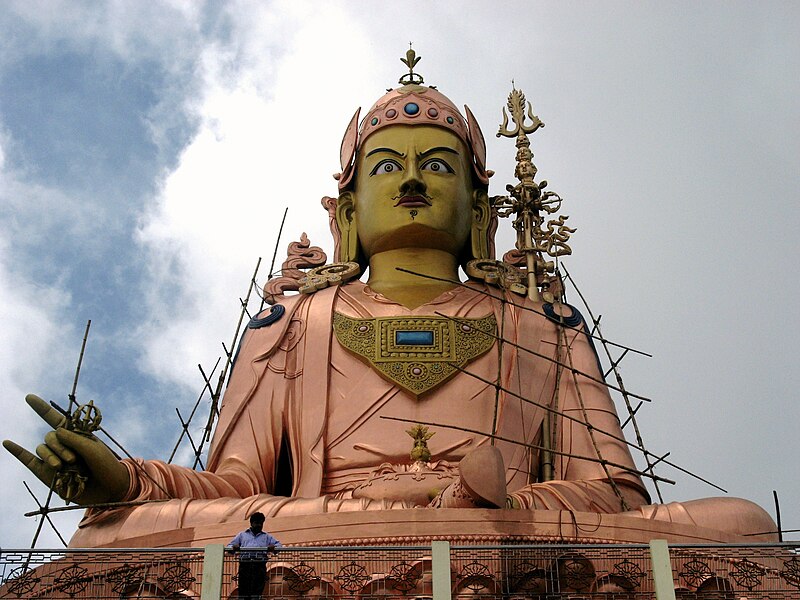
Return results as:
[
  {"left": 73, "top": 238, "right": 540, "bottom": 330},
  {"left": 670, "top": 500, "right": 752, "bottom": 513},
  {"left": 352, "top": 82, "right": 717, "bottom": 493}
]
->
[{"left": 351, "top": 461, "right": 457, "bottom": 506}]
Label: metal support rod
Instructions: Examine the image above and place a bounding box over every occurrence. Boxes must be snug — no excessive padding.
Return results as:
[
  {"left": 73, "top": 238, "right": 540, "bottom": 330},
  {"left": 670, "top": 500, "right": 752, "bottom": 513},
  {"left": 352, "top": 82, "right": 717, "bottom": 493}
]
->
[
  {"left": 260, "top": 207, "right": 289, "bottom": 312},
  {"left": 176, "top": 408, "right": 205, "bottom": 470},
  {"left": 447, "top": 354, "right": 697, "bottom": 486},
  {"left": 168, "top": 358, "right": 220, "bottom": 463},
  {"left": 395, "top": 267, "right": 652, "bottom": 357},
  {"left": 28, "top": 319, "right": 92, "bottom": 547},
  {"left": 442, "top": 358, "right": 654, "bottom": 465},
  {"left": 382, "top": 414, "right": 676, "bottom": 484},
  {"left": 68, "top": 319, "right": 91, "bottom": 413},
  {"left": 434, "top": 310, "right": 652, "bottom": 402},
  {"left": 490, "top": 290, "right": 507, "bottom": 444},
  {"left": 562, "top": 264, "right": 664, "bottom": 502},
  {"left": 24, "top": 497, "right": 169, "bottom": 517},
  {"left": 431, "top": 313, "right": 723, "bottom": 491},
  {"left": 26, "top": 479, "right": 57, "bottom": 557},
  {"left": 774, "top": 490, "right": 783, "bottom": 542},
  {"left": 194, "top": 257, "right": 263, "bottom": 468}
]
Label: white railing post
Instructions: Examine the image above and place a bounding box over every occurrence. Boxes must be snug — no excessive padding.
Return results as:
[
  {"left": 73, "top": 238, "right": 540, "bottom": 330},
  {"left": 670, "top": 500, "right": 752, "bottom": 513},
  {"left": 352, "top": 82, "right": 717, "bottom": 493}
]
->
[
  {"left": 431, "top": 540, "right": 452, "bottom": 600},
  {"left": 649, "top": 539, "right": 677, "bottom": 600},
  {"left": 201, "top": 544, "right": 225, "bottom": 600}
]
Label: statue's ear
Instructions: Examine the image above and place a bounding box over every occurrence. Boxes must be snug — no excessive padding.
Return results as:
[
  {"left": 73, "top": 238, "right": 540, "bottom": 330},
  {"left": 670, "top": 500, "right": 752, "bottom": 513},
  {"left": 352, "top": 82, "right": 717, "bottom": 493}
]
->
[
  {"left": 335, "top": 191, "right": 359, "bottom": 263},
  {"left": 470, "top": 189, "right": 492, "bottom": 260}
]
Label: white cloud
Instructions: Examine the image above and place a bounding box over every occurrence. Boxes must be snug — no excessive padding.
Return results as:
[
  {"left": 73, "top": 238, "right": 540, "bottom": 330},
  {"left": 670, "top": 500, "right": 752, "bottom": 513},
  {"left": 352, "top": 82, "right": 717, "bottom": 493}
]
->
[
  {"left": 0, "top": 134, "right": 83, "bottom": 546},
  {"left": 135, "top": 2, "right": 379, "bottom": 391},
  {"left": 1, "top": 0, "right": 204, "bottom": 62},
  {"left": 0, "top": 241, "right": 84, "bottom": 547},
  {"left": 0, "top": 129, "right": 79, "bottom": 396}
]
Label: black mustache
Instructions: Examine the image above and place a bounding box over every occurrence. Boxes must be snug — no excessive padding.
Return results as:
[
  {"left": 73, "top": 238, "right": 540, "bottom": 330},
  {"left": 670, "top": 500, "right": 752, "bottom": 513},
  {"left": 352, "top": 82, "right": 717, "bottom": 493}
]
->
[{"left": 391, "top": 193, "right": 432, "bottom": 206}]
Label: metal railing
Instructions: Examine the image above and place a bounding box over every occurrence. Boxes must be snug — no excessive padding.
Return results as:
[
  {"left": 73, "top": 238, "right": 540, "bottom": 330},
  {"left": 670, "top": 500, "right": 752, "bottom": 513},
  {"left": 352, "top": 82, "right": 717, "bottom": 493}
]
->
[
  {"left": 0, "top": 541, "right": 798, "bottom": 599},
  {"left": 0, "top": 547, "right": 205, "bottom": 598}
]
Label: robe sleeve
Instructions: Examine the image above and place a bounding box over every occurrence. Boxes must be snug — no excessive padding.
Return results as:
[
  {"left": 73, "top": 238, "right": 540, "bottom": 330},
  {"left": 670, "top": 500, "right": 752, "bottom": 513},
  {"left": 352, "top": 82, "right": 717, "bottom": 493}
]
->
[
  {"left": 76, "top": 291, "right": 409, "bottom": 540},
  {"left": 510, "top": 303, "right": 650, "bottom": 512}
]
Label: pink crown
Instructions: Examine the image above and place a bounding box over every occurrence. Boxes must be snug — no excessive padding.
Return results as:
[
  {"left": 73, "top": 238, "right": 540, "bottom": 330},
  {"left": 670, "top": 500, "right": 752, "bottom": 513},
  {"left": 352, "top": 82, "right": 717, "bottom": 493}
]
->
[{"left": 335, "top": 52, "right": 489, "bottom": 191}]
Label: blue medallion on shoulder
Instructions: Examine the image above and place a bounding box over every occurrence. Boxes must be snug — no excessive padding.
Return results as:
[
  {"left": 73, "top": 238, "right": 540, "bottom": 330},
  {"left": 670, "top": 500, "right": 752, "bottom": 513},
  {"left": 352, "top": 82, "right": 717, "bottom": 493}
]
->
[
  {"left": 542, "top": 302, "right": 603, "bottom": 372},
  {"left": 228, "top": 304, "right": 286, "bottom": 386},
  {"left": 248, "top": 304, "right": 285, "bottom": 329},
  {"left": 542, "top": 302, "right": 584, "bottom": 328}
]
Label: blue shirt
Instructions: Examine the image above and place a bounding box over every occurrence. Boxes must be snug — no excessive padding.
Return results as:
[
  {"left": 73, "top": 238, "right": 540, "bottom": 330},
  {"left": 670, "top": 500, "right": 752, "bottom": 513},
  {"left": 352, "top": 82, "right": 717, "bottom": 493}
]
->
[{"left": 228, "top": 528, "right": 282, "bottom": 560}]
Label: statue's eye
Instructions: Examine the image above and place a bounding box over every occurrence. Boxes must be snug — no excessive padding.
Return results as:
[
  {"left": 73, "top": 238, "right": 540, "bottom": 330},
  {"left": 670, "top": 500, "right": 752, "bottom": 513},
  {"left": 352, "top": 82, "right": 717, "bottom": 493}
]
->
[
  {"left": 420, "top": 158, "right": 454, "bottom": 174},
  {"left": 370, "top": 159, "right": 403, "bottom": 176}
]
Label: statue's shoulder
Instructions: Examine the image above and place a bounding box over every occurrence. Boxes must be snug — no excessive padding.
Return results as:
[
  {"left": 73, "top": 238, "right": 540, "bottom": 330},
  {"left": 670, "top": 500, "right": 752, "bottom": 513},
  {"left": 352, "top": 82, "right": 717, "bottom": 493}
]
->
[
  {"left": 246, "top": 294, "right": 305, "bottom": 330},
  {"left": 232, "top": 294, "right": 312, "bottom": 365},
  {"left": 468, "top": 280, "right": 588, "bottom": 334},
  {"left": 236, "top": 282, "right": 354, "bottom": 361}
]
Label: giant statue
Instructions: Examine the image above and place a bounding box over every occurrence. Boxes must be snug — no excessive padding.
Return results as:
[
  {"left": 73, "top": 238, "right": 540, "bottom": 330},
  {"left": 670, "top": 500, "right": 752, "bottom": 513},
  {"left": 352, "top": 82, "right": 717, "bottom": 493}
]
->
[{"left": 5, "top": 53, "right": 777, "bottom": 548}]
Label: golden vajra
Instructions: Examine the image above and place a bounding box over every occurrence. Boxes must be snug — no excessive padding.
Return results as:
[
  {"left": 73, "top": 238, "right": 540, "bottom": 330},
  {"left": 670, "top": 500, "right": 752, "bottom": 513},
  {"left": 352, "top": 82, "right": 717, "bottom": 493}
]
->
[{"left": 54, "top": 400, "right": 103, "bottom": 502}]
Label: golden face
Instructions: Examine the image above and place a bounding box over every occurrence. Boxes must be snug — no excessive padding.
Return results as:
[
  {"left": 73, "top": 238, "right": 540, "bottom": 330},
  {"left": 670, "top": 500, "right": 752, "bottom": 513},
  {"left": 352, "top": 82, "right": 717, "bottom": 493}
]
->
[{"left": 351, "top": 125, "right": 476, "bottom": 258}]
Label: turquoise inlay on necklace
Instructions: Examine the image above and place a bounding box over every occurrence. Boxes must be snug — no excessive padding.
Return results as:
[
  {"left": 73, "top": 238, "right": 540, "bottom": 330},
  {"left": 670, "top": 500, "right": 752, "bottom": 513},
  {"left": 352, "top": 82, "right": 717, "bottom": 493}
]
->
[{"left": 395, "top": 330, "right": 435, "bottom": 346}]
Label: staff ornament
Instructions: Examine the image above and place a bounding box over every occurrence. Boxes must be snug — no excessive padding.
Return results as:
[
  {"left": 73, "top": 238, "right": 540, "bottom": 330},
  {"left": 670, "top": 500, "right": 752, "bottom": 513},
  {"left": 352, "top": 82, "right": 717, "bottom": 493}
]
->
[{"left": 493, "top": 86, "right": 576, "bottom": 302}]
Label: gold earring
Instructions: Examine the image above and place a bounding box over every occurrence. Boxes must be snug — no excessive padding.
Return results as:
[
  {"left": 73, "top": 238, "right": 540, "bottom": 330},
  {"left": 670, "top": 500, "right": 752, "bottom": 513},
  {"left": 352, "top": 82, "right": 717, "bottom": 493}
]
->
[
  {"left": 470, "top": 189, "right": 491, "bottom": 260},
  {"left": 335, "top": 192, "right": 359, "bottom": 263}
]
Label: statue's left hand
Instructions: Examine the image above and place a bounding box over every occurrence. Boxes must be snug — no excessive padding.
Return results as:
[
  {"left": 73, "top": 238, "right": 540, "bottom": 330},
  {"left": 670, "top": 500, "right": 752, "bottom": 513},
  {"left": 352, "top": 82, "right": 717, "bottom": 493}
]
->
[
  {"left": 3, "top": 394, "right": 130, "bottom": 505},
  {"left": 427, "top": 445, "right": 507, "bottom": 509}
]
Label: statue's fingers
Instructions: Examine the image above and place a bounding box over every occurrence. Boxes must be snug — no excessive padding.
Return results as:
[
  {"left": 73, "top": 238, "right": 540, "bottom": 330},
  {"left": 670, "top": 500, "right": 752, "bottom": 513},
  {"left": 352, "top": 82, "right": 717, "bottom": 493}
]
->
[
  {"left": 26, "top": 394, "right": 67, "bottom": 429},
  {"left": 55, "top": 428, "right": 112, "bottom": 471},
  {"left": 3, "top": 440, "right": 31, "bottom": 463},
  {"left": 43, "top": 430, "right": 77, "bottom": 464},
  {"left": 36, "top": 442, "right": 63, "bottom": 470},
  {"left": 55, "top": 428, "right": 129, "bottom": 500},
  {"left": 3, "top": 439, "right": 57, "bottom": 483}
]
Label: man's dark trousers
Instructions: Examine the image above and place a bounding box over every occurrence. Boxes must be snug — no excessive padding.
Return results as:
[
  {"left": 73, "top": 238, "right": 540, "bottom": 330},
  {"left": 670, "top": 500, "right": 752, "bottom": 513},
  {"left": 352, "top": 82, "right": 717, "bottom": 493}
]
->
[{"left": 237, "top": 558, "right": 266, "bottom": 599}]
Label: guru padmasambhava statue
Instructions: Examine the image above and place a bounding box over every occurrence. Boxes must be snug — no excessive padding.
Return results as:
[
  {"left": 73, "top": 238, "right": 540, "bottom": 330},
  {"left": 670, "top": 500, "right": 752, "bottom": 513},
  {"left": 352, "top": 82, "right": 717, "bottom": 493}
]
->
[{"left": 5, "top": 54, "right": 776, "bottom": 547}]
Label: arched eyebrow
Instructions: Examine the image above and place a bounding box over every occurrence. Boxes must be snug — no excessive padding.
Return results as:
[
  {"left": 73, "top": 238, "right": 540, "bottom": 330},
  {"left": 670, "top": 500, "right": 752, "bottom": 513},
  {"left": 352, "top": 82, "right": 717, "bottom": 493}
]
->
[
  {"left": 419, "top": 146, "right": 459, "bottom": 158},
  {"left": 366, "top": 147, "right": 405, "bottom": 158}
]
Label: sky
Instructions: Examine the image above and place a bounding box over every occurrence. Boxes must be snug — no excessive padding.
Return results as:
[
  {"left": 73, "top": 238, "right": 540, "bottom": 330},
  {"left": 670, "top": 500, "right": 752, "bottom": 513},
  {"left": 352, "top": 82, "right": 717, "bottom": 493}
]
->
[{"left": 0, "top": 1, "right": 798, "bottom": 549}]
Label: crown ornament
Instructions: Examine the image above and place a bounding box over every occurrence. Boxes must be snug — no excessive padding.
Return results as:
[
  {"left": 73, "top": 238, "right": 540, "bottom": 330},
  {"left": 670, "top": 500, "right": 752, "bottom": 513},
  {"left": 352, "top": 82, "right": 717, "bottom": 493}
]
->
[{"left": 399, "top": 46, "right": 424, "bottom": 86}]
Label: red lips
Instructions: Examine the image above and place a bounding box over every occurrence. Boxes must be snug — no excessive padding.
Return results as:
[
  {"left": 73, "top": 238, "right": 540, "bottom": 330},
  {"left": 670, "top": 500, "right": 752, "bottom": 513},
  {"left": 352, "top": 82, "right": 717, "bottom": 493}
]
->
[{"left": 394, "top": 195, "right": 431, "bottom": 207}]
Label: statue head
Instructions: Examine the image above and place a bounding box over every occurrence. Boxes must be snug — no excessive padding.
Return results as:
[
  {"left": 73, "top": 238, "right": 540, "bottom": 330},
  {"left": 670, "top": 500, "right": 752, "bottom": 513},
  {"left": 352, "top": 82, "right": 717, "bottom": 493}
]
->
[{"left": 327, "top": 69, "right": 497, "bottom": 272}]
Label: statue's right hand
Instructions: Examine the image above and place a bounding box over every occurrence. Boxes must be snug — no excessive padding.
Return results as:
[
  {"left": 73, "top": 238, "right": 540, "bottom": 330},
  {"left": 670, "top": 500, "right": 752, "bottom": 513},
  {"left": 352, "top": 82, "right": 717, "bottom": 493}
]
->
[{"left": 3, "top": 394, "right": 130, "bottom": 505}]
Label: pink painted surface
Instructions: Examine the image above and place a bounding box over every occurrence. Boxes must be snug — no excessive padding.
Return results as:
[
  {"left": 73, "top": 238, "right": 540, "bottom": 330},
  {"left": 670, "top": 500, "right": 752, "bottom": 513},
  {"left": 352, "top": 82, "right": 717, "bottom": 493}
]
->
[{"left": 70, "top": 281, "right": 776, "bottom": 548}]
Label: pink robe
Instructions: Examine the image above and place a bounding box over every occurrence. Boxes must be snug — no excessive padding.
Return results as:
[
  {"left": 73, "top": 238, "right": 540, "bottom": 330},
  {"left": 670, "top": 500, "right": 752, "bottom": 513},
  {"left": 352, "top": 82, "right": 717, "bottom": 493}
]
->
[{"left": 70, "top": 281, "right": 683, "bottom": 547}]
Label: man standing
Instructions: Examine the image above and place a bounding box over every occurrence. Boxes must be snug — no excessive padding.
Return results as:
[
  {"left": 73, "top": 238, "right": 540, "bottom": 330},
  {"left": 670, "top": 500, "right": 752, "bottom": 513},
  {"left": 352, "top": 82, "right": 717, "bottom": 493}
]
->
[{"left": 227, "top": 512, "right": 281, "bottom": 600}]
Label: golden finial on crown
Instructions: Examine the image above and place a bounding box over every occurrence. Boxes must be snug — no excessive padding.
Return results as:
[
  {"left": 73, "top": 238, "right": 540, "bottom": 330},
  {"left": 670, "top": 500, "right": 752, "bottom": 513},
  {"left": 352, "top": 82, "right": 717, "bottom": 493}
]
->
[{"left": 399, "top": 44, "right": 424, "bottom": 86}]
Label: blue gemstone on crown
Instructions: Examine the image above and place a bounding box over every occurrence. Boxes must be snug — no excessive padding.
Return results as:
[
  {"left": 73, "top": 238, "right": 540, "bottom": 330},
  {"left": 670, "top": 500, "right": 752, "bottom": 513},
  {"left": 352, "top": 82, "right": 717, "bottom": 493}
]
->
[
  {"left": 371, "top": 117, "right": 379, "bottom": 126},
  {"left": 446, "top": 116, "right": 454, "bottom": 124},
  {"left": 404, "top": 102, "right": 420, "bottom": 116}
]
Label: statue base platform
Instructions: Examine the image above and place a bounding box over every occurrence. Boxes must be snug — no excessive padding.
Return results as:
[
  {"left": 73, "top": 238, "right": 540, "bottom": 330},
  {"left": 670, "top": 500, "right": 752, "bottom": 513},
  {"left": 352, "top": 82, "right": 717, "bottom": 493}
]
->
[
  {"left": 9, "top": 510, "right": 788, "bottom": 598},
  {"left": 89, "top": 508, "right": 769, "bottom": 548}
]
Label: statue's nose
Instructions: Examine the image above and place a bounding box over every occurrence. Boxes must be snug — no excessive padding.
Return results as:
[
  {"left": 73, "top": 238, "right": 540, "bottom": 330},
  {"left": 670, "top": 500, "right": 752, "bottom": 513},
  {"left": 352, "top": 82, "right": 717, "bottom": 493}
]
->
[{"left": 399, "top": 161, "right": 427, "bottom": 196}]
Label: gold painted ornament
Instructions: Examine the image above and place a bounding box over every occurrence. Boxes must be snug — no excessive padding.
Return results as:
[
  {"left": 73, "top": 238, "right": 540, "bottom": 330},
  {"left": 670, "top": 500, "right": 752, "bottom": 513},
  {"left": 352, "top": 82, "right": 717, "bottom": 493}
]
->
[{"left": 333, "top": 312, "right": 496, "bottom": 396}]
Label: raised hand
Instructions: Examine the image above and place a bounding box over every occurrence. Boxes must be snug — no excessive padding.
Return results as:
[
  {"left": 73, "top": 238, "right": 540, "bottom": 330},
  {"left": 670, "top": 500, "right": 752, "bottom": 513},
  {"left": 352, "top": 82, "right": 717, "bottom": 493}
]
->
[{"left": 3, "top": 394, "right": 130, "bottom": 505}]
